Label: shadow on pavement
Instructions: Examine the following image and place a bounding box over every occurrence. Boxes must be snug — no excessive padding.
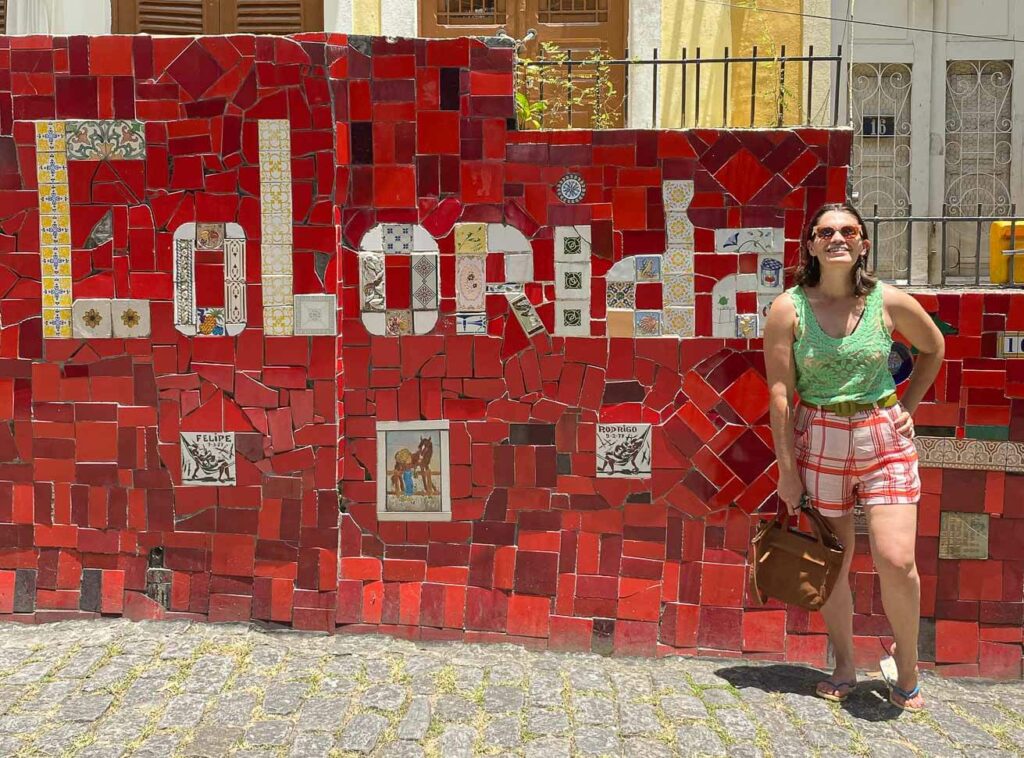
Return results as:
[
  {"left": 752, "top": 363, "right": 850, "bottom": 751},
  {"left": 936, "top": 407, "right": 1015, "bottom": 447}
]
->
[{"left": 714, "top": 664, "right": 905, "bottom": 722}]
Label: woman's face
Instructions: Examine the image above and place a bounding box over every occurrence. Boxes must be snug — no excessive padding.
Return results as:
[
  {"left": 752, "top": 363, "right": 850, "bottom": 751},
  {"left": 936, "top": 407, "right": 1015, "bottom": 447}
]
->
[{"left": 807, "top": 210, "right": 870, "bottom": 271}]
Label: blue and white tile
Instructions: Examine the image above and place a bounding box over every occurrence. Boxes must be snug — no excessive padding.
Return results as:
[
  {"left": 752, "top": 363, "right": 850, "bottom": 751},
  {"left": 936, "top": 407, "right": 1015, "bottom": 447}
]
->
[
  {"left": 382, "top": 224, "right": 414, "bottom": 254},
  {"left": 756, "top": 254, "right": 785, "bottom": 293},
  {"left": 456, "top": 312, "right": 488, "bottom": 334},
  {"left": 715, "top": 227, "right": 785, "bottom": 254}
]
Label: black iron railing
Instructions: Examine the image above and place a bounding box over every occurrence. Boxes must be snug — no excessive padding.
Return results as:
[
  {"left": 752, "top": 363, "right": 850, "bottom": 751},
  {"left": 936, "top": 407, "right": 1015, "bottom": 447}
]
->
[
  {"left": 862, "top": 205, "right": 1024, "bottom": 287},
  {"left": 516, "top": 45, "right": 846, "bottom": 130}
]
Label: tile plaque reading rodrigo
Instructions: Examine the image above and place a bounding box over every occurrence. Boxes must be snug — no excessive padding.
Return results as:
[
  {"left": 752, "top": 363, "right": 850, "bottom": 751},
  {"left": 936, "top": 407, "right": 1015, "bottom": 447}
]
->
[{"left": 938, "top": 512, "right": 989, "bottom": 560}]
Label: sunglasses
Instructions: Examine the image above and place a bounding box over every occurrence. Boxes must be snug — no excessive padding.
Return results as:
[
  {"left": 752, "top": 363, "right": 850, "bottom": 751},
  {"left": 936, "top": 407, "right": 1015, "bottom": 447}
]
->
[{"left": 812, "top": 225, "right": 863, "bottom": 241}]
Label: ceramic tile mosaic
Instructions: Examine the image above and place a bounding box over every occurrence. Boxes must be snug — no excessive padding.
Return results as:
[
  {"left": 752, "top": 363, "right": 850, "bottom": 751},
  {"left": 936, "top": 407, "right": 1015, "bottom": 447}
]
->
[
  {"left": 455, "top": 255, "right": 486, "bottom": 312},
  {"left": 554, "top": 225, "right": 591, "bottom": 261},
  {"left": 376, "top": 421, "right": 452, "bottom": 522},
  {"left": 735, "top": 313, "right": 760, "bottom": 338},
  {"left": 65, "top": 120, "right": 146, "bottom": 160},
  {"left": 72, "top": 299, "right": 112, "bottom": 339},
  {"left": 555, "top": 172, "right": 586, "bottom": 204},
  {"left": 456, "top": 313, "right": 488, "bottom": 334},
  {"left": 181, "top": 433, "right": 236, "bottom": 486},
  {"left": 715, "top": 227, "right": 785, "bottom": 254},
  {"left": 507, "top": 294, "right": 545, "bottom": 336},
  {"left": 454, "top": 223, "right": 487, "bottom": 254},
  {"left": 555, "top": 301, "right": 590, "bottom": 337},
  {"left": 997, "top": 332, "right": 1024, "bottom": 358},
  {"left": 35, "top": 121, "right": 72, "bottom": 338},
  {"left": 757, "top": 254, "right": 785, "bottom": 293},
  {"left": 607, "top": 281, "right": 636, "bottom": 309},
  {"left": 294, "top": 294, "right": 337, "bottom": 336},
  {"left": 110, "top": 300, "right": 151, "bottom": 339},
  {"left": 597, "top": 424, "right": 652, "bottom": 478},
  {"left": 382, "top": 224, "right": 414, "bottom": 254},
  {"left": 4, "top": 34, "right": 1020, "bottom": 673},
  {"left": 635, "top": 255, "right": 663, "bottom": 282},
  {"left": 196, "top": 223, "right": 226, "bottom": 251},
  {"left": 556, "top": 263, "right": 591, "bottom": 300},
  {"left": 938, "top": 512, "right": 989, "bottom": 560},
  {"left": 259, "top": 120, "right": 293, "bottom": 335}
]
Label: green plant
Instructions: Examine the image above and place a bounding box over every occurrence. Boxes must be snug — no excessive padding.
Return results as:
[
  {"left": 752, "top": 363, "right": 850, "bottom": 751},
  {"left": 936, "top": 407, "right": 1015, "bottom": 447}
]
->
[{"left": 515, "top": 42, "right": 621, "bottom": 129}]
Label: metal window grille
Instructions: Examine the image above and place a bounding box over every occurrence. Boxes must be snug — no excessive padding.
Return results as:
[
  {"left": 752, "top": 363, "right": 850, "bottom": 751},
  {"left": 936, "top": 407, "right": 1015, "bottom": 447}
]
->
[{"left": 436, "top": 0, "right": 506, "bottom": 25}]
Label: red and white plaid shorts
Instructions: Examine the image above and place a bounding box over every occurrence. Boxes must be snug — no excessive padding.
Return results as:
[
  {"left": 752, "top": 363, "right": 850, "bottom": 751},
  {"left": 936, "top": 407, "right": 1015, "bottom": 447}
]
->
[{"left": 793, "top": 402, "right": 920, "bottom": 517}]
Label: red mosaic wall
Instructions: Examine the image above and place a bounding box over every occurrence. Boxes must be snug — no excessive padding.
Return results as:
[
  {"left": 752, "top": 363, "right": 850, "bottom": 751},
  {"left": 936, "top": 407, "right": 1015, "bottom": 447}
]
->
[{"left": 0, "top": 33, "right": 1021, "bottom": 679}]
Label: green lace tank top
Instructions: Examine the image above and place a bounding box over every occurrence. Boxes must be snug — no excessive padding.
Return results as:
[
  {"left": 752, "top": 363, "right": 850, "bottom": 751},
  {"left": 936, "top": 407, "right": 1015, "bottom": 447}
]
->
[{"left": 789, "top": 284, "right": 895, "bottom": 405}]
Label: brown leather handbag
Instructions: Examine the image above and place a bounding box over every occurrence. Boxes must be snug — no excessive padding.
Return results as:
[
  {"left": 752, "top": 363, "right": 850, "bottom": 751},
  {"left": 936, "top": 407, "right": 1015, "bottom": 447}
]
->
[{"left": 749, "top": 497, "right": 846, "bottom": 611}]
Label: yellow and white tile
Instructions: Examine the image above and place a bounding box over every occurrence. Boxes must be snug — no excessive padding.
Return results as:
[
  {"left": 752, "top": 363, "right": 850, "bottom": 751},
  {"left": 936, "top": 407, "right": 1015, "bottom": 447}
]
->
[
  {"left": 40, "top": 214, "right": 72, "bottom": 247},
  {"left": 35, "top": 121, "right": 66, "bottom": 153},
  {"left": 36, "top": 152, "right": 68, "bottom": 185},
  {"left": 264, "top": 305, "right": 294, "bottom": 336},
  {"left": 263, "top": 275, "right": 293, "bottom": 306},
  {"left": 454, "top": 223, "right": 488, "bottom": 254},
  {"left": 42, "top": 307, "right": 72, "bottom": 338},
  {"left": 40, "top": 246, "right": 71, "bottom": 277},
  {"left": 42, "top": 276, "right": 72, "bottom": 308},
  {"left": 261, "top": 243, "right": 291, "bottom": 276},
  {"left": 38, "top": 185, "right": 70, "bottom": 216},
  {"left": 664, "top": 274, "right": 695, "bottom": 307}
]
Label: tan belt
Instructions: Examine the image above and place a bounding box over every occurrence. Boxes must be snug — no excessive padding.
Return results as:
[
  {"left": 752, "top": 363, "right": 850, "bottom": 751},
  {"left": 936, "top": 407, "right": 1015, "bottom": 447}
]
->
[{"left": 800, "top": 394, "right": 898, "bottom": 417}]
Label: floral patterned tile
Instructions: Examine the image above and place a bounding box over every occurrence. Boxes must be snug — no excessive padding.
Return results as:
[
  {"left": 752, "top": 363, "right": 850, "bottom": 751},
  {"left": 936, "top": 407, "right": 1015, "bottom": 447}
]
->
[
  {"left": 111, "top": 299, "right": 151, "bottom": 339},
  {"left": 606, "top": 281, "right": 635, "bottom": 309},
  {"left": 65, "top": 120, "right": 146, "bottom": 160},
  {"left": 42, "top": 307, "right": 72, "bottom": 339},
  {"left": 264, "top": 305, "right": 294, "bottom": 336},
  {"left": 663, "top": 274, "right": 695, "bottom": 307},
  {"left": 663, "top": 306, "right": 695, "bottom": 338},
  {"left": 662, "top": 180, "right": 694, "bottom": 211},
  {"left": 35, "top": 120, "right": 65, "bottom": 153},
  {"left": 72, "top": 299, "right": 112, "bottom": 339},
  {"left": 294, "top": 294, "right": 337, "bottom": 336}
]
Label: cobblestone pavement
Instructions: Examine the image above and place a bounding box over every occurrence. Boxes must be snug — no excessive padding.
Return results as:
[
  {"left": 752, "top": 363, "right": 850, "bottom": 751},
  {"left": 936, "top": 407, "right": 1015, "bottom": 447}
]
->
[{"left": 0, "top": 621, "right": 1022, "bottom": 757}]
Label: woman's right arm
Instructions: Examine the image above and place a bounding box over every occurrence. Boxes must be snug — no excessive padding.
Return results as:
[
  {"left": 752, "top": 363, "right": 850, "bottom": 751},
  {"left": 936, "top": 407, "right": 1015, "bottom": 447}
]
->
[{"left": 763, "top": 293, "right": 804, "bottom": 515}]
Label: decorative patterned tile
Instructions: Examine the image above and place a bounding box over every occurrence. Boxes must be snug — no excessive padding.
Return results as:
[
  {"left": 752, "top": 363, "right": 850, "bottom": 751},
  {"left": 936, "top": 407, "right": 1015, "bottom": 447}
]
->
[
  {"left": 174, "top": 237, "right": 196, "bottom": 329},
  {"left": 455, "top": 255, "right": 486, "bottom": 312},
  {"left": 42, "top": 307, "right": 72, "bottom": 339},
  {"left": 456, "top": 313, "right": 488, "bottom": 334},
  {"left": 196, "top": 307, "right": 226, "bottom": 336},
  {"left": 757, "top": 254, "right": 785, "bottom": 293},
  {"left": 382, "top": 224, "right": 414, "bottom": 254},
  {"left": 555, "top": 172, "right": 586, "bottom": 204},
  {"left": 735, "top": 313, "right": 759, "bottom": 338},
  {"left": 663, "top": 275, "right": 694, "bottom": 307},
  {"left": 715, "top": 227, "right": 785, "bottom": 254},
  {"left": 665, "top": 212, "right": 694, "bottom": 249},
  {"left": 264, "top": 305, "right": 294, "bottom": 336},
  {"left": 663, "top": 307, "right": 695, "bottom": 338},
  {"left": 259, "top": 151, "right": 290, "bottom": 183},
  {"left": 504, "top": 252, "right": 533, "bottom": 283},
  {"left": 72, "top": 299, "right": 112, "bottom": 339},
  {"left": 385, "top": 309, "right": 413, "bottom": 336},
  {"left": 606, "top": 309, "right": 634, "bottom": 337},
  {"left": 262, "top": 244, "right": 291, "bottom": 276},
  {"left": 555, "top": 301, "right": 590, "bottom": 336},
  {"left": 224, "top": 239, "right": 245, "bottom": 282},
  {"left": 635, "top": 255, "right": 662, "bottom": 282},
  {"left": 635, "top": 311, "right": 662, "bottom": 337},
  {"left": 913, "top": 437, "right": 1010, "bottom": 471},
  {"left": 225, "top": 282, "right": 246, "bottom": 331},
  {"left": 556, "top": 262, "right": 590, "bottom": 300},
  {"left": 40, "top": 214, "right": 71, "bottom": 246},
  {"left": 507, "top": 294, "right": 545, "bottom": 336},
  {"left": 360, "top": 253, "right": 386, "bottom": 312},
  {"left": 261, "top": 211, "right": 293, "bottom": 245},
  {"left": 662, "top": 180, "right": 694, "bottom": 211},
  {"left": 65, "top": 120, "right": 146, "bottom": 160},
  {"left": 40, "top": 246, "right": 71, "bottom": 277},
  {"left": 35, "top": 120, "right": 66, "bottom": 153},
  {"left": 664, "top": 248, "right": 693, "bottom": 274},
  {"left": 454, "top": 223, "right": 487, "bottom": 254},
  {"left": 294, "top": 294, "right": 337, "bottom": 336},
  {"left": 42, "top": 277, "right": 72, "bottom": 308},
  {"left": 554, "top": 225, "right": 591, "bottom": 261},
  {"left": 411, "top": 253, "right": 439, "bottom": 311},
  {"left": 375, "top": 420, "right": 452, "bottom": 522},
  {"left": 38, "top": 184, "right": 70, "bottom": 216},
  {"left": 606, "top": 281, "right": 635, "bottom": 309},
  {"left": 938, "top": 512, "right": 989, "bottom": 560},
  {"left": 758, "top": 294, "right": 777, "bottom": 321},
  {"left": 36, "top": 151, "right": 68, "bottom": 185},
  {"left": 487, "top": 282, "right": 523, "bottom": 294},
  {"left": 258, "top": 119, "right": 290, "bottom": 154},
  {"left": 196, "top": 223, "right": 226, "bottom": 251},
  {"left": 597, "top": 424, "right": 652, "bottom": 478},
  {"left": 263, "top": 275, "right": 293, "bottom": 306},
  {"left": 181, "top": 432, "right": 236, "bottom": 486},
  {"left": 111, "top": 299, "right": 151, "bottom": 338},
  {"left": 997, "top": 332, "right": 1024, "bottom": 358}
]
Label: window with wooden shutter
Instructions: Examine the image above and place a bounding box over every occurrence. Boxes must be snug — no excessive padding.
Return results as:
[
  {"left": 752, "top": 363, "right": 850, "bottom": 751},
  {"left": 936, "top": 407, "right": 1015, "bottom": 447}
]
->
[
  {"left": 0, "top": 0, "right": 8, "bottom": 34},
  {"left": 537, "top": 0, "right": 609, "bottom": 24},
  {"left": 112, "top": 0, "right": 323, "bottom": 34},
  {"left": 435, "top": 0, "right": 507, "bottom": 26}
]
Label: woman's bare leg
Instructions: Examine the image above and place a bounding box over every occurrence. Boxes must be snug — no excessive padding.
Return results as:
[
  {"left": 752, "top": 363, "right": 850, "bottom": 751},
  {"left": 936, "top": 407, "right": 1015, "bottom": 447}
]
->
[{"left": 817, "top": 512, "right": 857, "bottom": 690}]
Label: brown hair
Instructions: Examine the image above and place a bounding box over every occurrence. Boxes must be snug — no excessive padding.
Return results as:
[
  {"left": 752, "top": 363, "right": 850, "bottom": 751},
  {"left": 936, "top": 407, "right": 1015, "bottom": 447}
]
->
[{"left": 795, "top": 203, "right": 877, "bottom": 297}]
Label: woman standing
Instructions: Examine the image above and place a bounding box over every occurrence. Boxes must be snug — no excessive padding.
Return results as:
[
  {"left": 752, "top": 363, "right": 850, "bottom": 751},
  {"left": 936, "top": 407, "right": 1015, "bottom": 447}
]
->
[{"left": 763, "top": 203, "right": 945, "bottom": 712}]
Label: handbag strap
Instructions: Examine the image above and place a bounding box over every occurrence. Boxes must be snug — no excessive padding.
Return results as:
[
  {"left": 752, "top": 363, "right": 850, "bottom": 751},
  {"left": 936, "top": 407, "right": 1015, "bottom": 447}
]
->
[{"left": 799, "top": 502, "right": 845, "bottom": 552}]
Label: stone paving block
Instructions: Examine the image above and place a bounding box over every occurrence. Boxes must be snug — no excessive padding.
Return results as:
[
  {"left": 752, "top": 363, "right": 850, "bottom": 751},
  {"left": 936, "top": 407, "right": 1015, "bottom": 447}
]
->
[
  {"left": 701, "top": 687, "right": 740, "bottom": 707},
  {"left": 263, "top": 681, "right": 309, "bottom": 715},
  {"left": 211, "top": 690, "right": 257, "bottom": 726},
  {"left": 675, "top": 724, "right": 726, "bottom": 756},
  {"left": 362, "top": 682, "right": 407, "bottom": 712},
  {"left": 158, "top": 693, "right": 209, "bottom": 728},
  {"left": 6, "top": 661, "right": 55, "bottom": 684},
  {"left": 574, "top": 726, "right": 622, "bottom": 756},
  {"left": 659, "top": 693, "right": 708, "bottom": 720},
  {"left": 567, "top": 667, "right": 612, "bottom": 693},
  {"left": 338, "top": 712, "right": 388, "bottom": 753},
  {"left": 624, "top": 738, "right": 673, "bottom": 758},
  {"left": 183, "top": 725, "right": 243, "bottom": 757},
  {"left": 435, "top": 694, "right": 477, "bottom": 721},
  {"left": 619, "top": 702, "right": 660, "bottom": 735},
  {"left": 379, "top": 741, "right": 427, "bottom": 758},
  {"left": 287, "top": 731, "right": 334, "bottom": 758},
  {"left": 439, "top": 724, "right": 476, "bottom": 758},
  {"left": 484, "top": 684, "right": 525, "bottom": 713},
  {"left": 713, "top": 707, "right": 759, "bottom": 742},
  {"left": 397, "top": 695, "right": 431, "bottom": 740},
  {"left": 453, "top": 664, "right": 485, "bottom": 690},
  {"left": 245, "top": 719, "right": 294, "bottom": 747},
  {"left": 28, "top": 722, "right": 90, "bottom": 754},
  {"left": 58, "top": 647, "right": 107, "bottom": 679},
  {"left": 60, "top": 692, "right": 114, "bottom": 722},
  {"left": 295, "top": 696, "right": 347, "bottom": 731},
  {"left": 527, "top": 707, "right": 570, "bottom": 736},
  {"left": 485, "top": 715, "right": 521, "bottom": 749},
  {"left": 575, "top": 695, "right": 616, "bottom": 725},
  {"left": 529, "top": 673, "right": 564, "bottom": 707},
  {"left": 523, "top": 736, "right": 571, "bottom": 758},
  {"left": 133, "top": 733, "right": 184, "bottom": 758}
]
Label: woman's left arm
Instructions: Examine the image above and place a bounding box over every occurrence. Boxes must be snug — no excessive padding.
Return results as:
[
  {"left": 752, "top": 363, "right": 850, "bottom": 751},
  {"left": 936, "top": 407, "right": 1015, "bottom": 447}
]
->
[{"left": 884, "top": 285, "right": 946, "bottom": 433}]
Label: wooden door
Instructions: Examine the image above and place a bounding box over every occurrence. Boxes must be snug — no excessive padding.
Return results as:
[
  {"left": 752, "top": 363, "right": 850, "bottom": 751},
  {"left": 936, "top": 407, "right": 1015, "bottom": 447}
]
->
[
  {"left": 420, "top": 0, "right": 627, "bottom": 128},
  {"left": 113, "top": 0, "right": 323, "bottom": 34}
]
